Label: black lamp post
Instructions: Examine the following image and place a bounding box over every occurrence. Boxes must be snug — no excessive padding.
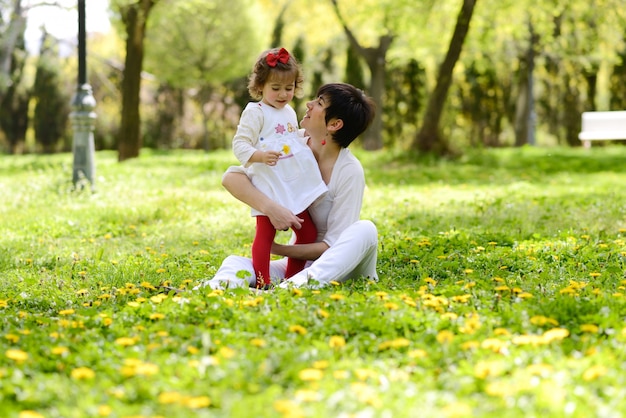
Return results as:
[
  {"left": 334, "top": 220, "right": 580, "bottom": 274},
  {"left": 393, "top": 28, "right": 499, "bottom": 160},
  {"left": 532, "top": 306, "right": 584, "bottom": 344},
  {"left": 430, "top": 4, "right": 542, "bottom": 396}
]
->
[{"left": 70, "top": 0, "right": 96, "bottom": 190}]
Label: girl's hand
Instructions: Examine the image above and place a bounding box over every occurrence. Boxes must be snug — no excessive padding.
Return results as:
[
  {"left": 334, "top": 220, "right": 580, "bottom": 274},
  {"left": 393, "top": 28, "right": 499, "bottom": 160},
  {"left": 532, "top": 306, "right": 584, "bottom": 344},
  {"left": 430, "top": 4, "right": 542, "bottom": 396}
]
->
[{"left": 261, "top": 150, "right": 282, "bottom": 166}]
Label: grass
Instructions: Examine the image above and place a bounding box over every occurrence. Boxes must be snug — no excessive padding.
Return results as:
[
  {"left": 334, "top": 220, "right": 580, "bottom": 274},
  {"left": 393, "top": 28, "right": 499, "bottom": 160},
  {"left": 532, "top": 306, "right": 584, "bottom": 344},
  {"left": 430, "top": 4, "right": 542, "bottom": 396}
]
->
[{"left": 1, "top": 146, "right": 626, "bottom": 418}]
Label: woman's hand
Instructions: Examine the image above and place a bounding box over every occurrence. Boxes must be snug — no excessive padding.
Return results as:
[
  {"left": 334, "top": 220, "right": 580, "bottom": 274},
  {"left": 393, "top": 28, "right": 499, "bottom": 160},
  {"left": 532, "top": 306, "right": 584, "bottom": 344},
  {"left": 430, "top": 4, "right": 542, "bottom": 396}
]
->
[
  {"left": 222, "top": 171, "right": 303, "bottom": 231},
  {"left": 264, "top": 201, "right": 304, "bottom": 231}
]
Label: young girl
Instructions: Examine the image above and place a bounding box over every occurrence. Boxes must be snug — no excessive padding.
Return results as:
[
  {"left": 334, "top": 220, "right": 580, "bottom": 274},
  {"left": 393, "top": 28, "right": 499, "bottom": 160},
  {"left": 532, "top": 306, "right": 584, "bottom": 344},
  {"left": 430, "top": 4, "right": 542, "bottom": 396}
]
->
[{"left": 231, "top": 47, "right": 327, "bottom": 289}]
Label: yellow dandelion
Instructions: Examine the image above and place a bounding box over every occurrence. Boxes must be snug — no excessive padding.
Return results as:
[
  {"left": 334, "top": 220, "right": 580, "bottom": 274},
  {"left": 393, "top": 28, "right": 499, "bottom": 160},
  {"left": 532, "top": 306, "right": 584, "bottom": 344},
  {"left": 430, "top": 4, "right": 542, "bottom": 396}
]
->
[
  {"left": 403, "top": 298, "right": 417, "bottom": 307},
  {"left": 97, "top": 405, "right": 112, "bottom": 417},
  {"left": 298, "top": 368, "right": 323, "bottom": 381},
  {"left": 329, "top": 335, "right": 346, "bottom": 348},
  {"left": 530, "top": 315, "right": 559, "bottom": 326},
  {"left": 526, "top": 363, "right": 553, "bottom": 376},
  {"left": 295, "top": 389, "right": 319, "bottom": 402},
  {"left": 218, "top": 346, "right": 236, "bottom": 358},
  {"left": 282, "top": 144, "right": 291, "bottom": 154},
  {"left": 580, "top": 324, "right": 600, "bottom": 333},
  {"left": 316, "top": 309, "right": 329, "bottom": 319},
  {"left": 313, "top": 360, "right": 330, "bottom": 369},
  {"left": 150, "top": 294, "right": 167, "bottom": 304},
  {"left": 187, "top": 346, "right": 199, "bottom": 354},
  {"left": 5, "top": 334, "right": 19, "bottom": 343},
  {"left": 436, "top": 330, "right": 454, "bottom": 344},
  {"left": 543, "top": 328, "right": 570, "bottom": 343},
  {"left": 115, "top": 337, "right": 137, "bottom": 347},
  {"left": 474, "top": 361, "right": 499, "bottom": 379},
  {"left": 582, "top": 365, "right": 607, "bottom": 381},
  {"left": 333, "top": 370, "right": 349, "bottom": 379},
  {"left": 274, "top": 400, "right": 300, "bottom": 414},
  {"left": 59, "top": 309, "right": 75, "bottom": 316},
  {"left": 441, "top": 312, "right": 458, "bottom": 320},
  {"left": 149, "top": 313, "right": 165, "bottom": 320},
  {"left": 408, "top": 349, "right": 428, "bottom": 358},
  {"left": 71, "top": 367, "right": 95, "bottom": 380},
  {"left": 493, "top": 328, "right": 510, "bottom": 336},
  {"left": 51, "top": 346, "right": 69, "bottom": 355},
  {"left": 424, "top": 277, "right": 437, "bottom": 286},
  {"left": 460, "top": 341, "right": 479, "bottom": 351},
  {"left": 354, "top": 368, "right": 377, "bottom": 381},
  {"left": 183, "top": 396, "right": 211, "bottom": 409},
  {"left": 18, "top": 411, "right": 44, "bottom": 418},
  {"left": 6, "top": 349, "right": 28, "bottom": 362},
  {"left": 141, "top": 281, "right": 157, "bottom": 290},
  {"left": 329, "top": 281, "right": 341, "bottom": 286},
  {"left": 329, "top": 293, "right": 345, "bottom": 301},
  {"left": 76, "top": 289, "right": 89, "bottom": 295},
  {"left": 250, "top": 338, "right": 266, "bottom": 347},
  {"left": 481, "top": 338, "right": 507, "bottom": 353},
  {"left": 384, "top": 302, "right": 399, "bottom": 310},
  {"left": 289, "top": 325, "right": 308, "bottom": 335}
]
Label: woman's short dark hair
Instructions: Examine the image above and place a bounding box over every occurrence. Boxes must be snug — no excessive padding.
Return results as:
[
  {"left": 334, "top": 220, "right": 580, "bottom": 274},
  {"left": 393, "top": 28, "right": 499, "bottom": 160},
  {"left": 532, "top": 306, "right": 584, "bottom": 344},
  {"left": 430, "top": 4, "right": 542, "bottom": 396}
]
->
[{"left": 317, "top": 83, "right": 376, "bottom": 148}]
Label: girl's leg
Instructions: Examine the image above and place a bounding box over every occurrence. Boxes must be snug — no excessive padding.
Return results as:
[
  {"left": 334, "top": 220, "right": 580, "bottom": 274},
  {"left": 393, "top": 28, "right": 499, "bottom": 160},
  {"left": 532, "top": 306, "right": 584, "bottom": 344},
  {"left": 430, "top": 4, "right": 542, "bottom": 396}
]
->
[
  {"left": 279, "top": 220, "right": 378, "bottom": 288},
  {"left": 252, "top": 215, "right": 276, "bottom": 287},
  {"left": 285, "top": 210, "right": 317, "bottom": 278}
]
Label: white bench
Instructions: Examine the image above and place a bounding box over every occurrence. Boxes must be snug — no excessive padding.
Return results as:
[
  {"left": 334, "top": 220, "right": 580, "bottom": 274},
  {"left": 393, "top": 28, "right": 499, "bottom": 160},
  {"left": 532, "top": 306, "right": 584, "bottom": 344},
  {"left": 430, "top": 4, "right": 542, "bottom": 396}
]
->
[{"left": 578, "top": 110, "right": 626, "bottom": 148}]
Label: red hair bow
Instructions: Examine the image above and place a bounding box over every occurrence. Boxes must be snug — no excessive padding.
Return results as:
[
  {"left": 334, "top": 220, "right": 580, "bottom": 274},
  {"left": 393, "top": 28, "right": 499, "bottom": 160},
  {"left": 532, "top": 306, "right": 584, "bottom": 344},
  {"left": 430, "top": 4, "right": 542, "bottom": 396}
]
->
[{"left": 266, "top": 48, "right": 290, "bottom": 67}]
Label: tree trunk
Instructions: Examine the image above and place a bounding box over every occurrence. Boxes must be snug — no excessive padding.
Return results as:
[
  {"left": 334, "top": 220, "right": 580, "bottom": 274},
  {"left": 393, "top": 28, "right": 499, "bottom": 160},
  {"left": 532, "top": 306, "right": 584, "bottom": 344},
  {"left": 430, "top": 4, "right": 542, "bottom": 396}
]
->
[
  {"left": 117, "top": 0, "right": 157, "bottom": 161},
  {"left": 411, "top": 0, "right": 477, "bottom": 155},
  {"left": 330, "top": 0, "right": 392, "bottom": 150}
]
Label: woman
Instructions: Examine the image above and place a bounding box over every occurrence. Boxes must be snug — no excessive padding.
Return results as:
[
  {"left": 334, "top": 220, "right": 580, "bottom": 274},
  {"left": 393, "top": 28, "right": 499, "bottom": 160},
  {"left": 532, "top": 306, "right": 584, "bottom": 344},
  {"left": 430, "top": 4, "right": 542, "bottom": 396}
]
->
[{"left": 196, "top": 83, "right": 378, "bottom": 289}]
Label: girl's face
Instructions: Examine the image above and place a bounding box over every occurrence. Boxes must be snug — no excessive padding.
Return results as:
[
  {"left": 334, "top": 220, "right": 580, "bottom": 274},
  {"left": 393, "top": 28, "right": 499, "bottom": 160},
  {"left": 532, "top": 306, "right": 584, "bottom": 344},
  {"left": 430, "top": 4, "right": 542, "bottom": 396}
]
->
[{"left": 261, "top": 72, "right": 295, "bottom": 109}]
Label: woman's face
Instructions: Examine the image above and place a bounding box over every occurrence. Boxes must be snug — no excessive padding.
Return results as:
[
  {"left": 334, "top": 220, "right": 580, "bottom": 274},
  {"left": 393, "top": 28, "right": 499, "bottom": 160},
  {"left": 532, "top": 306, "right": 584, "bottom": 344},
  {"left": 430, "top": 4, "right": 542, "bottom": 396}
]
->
[{"left": 301, "top": 95, "right": 327, "bottom": 137}]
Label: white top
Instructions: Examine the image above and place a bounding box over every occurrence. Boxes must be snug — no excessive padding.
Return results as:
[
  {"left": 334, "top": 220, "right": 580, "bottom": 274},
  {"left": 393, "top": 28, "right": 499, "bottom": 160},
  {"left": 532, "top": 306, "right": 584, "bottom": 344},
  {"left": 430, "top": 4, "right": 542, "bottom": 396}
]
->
[
  {"left": 231, "top": 102, "right": 327, "bottom": 216},
  {"left": 308, "top": 147, "right": 364, "bottom": 246}
]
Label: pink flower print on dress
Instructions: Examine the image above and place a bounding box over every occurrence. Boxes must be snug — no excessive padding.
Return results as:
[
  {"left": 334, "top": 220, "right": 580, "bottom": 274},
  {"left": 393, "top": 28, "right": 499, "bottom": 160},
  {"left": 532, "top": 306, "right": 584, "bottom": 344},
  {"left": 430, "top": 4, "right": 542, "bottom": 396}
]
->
[{"left": 275, "top": 124, "right": 286, "bottom": 135}]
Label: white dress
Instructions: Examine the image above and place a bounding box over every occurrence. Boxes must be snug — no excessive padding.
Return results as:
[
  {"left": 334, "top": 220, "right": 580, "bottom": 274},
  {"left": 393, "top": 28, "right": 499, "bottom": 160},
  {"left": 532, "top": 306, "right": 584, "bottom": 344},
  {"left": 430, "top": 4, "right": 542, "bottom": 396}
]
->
[{"left": 232, "top": 102, "right": 327, "bottom": 216}]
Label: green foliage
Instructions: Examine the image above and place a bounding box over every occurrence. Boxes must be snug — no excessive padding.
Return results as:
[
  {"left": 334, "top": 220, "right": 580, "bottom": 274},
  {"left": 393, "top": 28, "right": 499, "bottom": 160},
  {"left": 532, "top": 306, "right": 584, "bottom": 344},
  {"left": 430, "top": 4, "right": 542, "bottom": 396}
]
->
[
  {"left": 1, "top": 147, "right": 626, "bottom": 416},
  {"left": 32, "top": 34, "right": 71, "bottom": 153},
  {"left": 144, "top": 0, "right": 261, "bottom": 88}
]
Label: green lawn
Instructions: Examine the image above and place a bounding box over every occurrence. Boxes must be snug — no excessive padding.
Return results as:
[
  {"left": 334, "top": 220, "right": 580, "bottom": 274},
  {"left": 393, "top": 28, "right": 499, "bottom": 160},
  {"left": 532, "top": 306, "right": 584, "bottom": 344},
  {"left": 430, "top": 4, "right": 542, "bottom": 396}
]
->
[{"left": 1, "top": 146, "right": 625, "bottom": 417}]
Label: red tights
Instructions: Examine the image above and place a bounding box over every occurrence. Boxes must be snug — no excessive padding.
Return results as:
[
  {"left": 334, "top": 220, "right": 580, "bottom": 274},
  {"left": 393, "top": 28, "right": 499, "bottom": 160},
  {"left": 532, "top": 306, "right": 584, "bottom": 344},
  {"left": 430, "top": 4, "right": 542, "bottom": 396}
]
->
[{"left": 252, "top": 210, "right": 317, "bottom": 287}]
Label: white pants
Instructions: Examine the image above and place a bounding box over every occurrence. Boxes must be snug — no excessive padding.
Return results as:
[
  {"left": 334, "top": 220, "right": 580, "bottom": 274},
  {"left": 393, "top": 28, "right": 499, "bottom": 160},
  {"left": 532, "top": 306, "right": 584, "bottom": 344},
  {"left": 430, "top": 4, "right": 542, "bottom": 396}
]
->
[{"left": 195, "top": 220, "right": 378, "bottom": 290}]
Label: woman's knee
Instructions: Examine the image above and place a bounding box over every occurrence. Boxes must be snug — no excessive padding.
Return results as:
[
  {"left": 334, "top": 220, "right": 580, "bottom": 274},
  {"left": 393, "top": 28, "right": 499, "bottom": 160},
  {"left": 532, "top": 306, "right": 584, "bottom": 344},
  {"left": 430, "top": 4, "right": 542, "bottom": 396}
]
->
[{"left": 356, "top": 220, "right": 378, "bottom": 244}]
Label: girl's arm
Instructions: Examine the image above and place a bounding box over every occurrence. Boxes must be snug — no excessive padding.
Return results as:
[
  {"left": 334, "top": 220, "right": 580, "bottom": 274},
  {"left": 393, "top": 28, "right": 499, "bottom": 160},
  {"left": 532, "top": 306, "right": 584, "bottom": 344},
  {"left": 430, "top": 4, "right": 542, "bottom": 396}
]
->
[{"left": 222, "top": 171, "right": 304, "bottom": 231}]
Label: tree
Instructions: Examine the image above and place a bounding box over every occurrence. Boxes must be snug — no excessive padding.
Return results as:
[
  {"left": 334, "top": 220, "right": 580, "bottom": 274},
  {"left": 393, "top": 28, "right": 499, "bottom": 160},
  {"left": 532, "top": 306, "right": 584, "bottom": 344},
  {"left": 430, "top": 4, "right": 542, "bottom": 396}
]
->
[
  {"left": 412, "top": 0, "right": 477, "bottom": 155},
  {"left": 0, "top": 0, "right": 26, "bottom": 104},
  {"left": 32, "top": 31, "right": 70, "bottom": 153},
  {"left": 114, "top": 0, "right": 159, "bottom": 161},
  {"left": 0, "top": 11, "right": 28, "bottom": 154},
  {"left": 330, "top": 0, "right": 392, "bottom": 150},
  {"left": 144, "top": 0, "right": 259, "bottom": 151}
]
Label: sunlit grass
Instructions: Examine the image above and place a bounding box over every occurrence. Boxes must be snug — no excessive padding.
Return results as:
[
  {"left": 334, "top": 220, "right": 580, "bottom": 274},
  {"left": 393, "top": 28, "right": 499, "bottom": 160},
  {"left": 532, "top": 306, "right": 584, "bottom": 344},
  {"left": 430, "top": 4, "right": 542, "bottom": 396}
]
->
[{"left": 1, "top": 146, "right": 626, "bottom": 417}]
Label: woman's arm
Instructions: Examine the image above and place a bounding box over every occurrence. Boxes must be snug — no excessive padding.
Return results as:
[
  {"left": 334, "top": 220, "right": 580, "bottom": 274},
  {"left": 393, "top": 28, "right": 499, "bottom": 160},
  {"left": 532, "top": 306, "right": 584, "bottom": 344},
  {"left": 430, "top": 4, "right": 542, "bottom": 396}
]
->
[
  {"left": 222, "top": 171, "right": 304, "bottom": 231},
  {"left": 272, "top": 241, "right": 330, "bottom": 261}
]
